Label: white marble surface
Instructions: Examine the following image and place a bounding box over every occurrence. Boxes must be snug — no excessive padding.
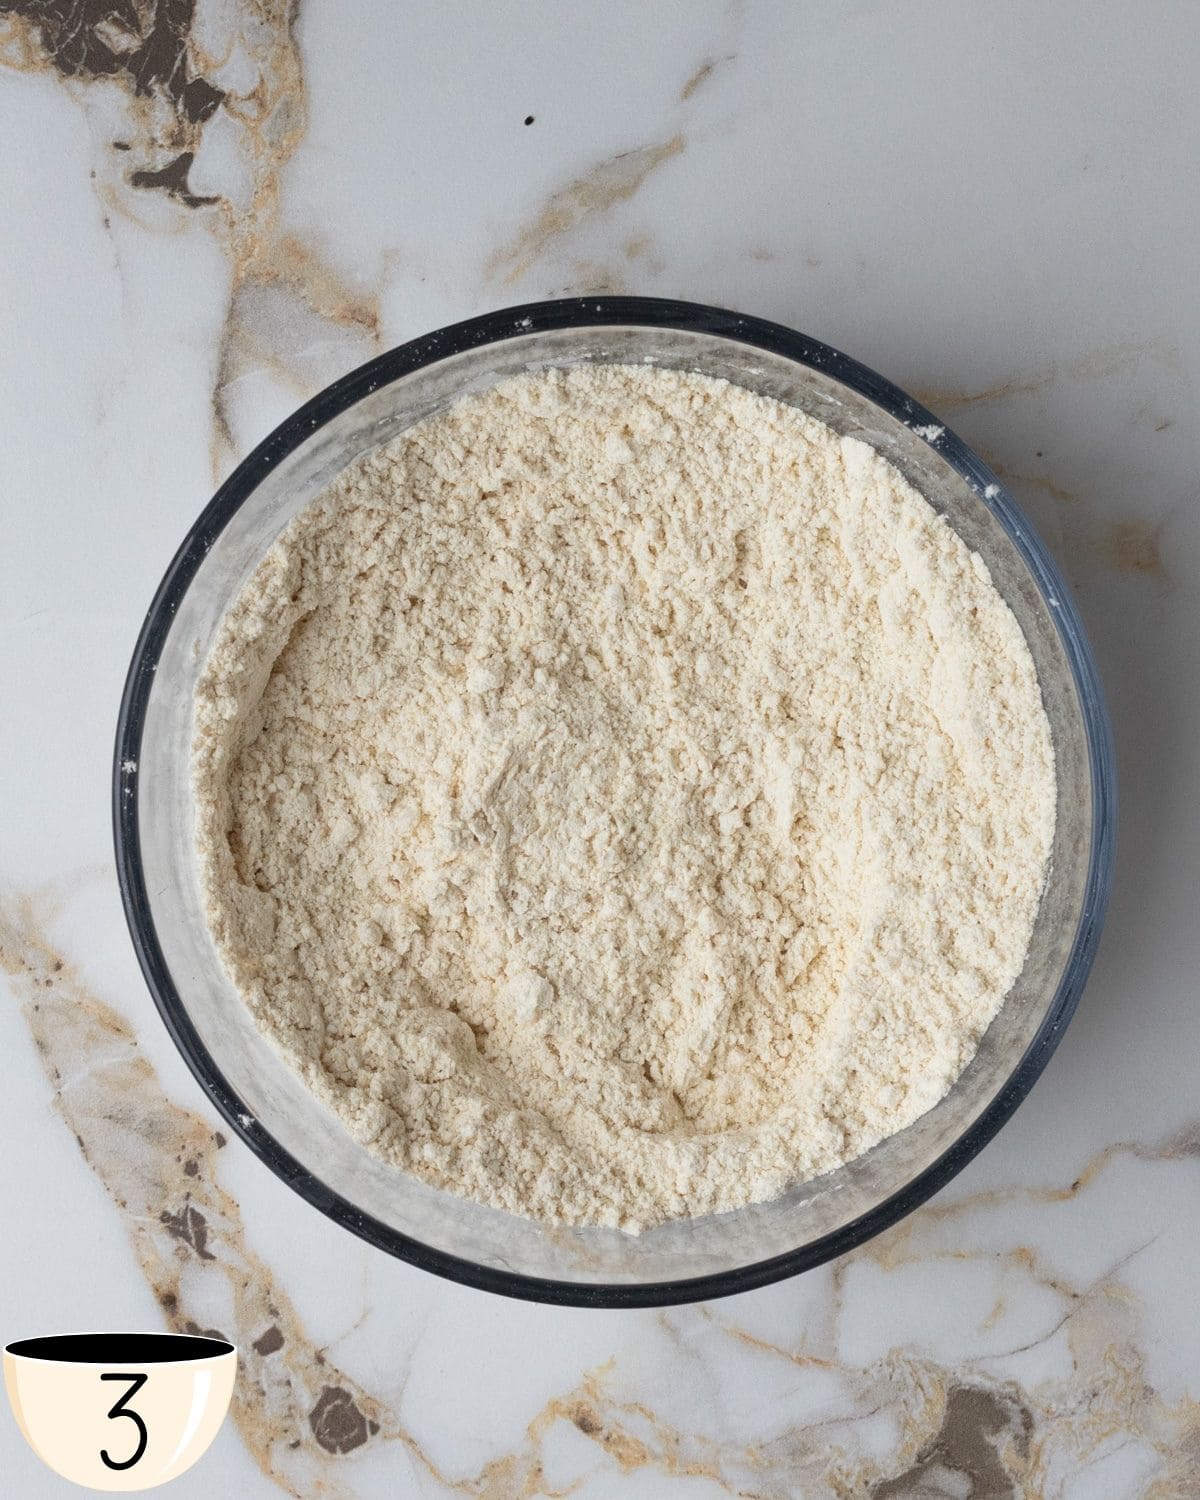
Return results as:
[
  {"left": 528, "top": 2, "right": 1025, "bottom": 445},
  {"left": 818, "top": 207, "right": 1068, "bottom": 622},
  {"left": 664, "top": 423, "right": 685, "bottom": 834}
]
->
[{"left": 1, "top": 2, "right": 1197, "bottom": 1494}]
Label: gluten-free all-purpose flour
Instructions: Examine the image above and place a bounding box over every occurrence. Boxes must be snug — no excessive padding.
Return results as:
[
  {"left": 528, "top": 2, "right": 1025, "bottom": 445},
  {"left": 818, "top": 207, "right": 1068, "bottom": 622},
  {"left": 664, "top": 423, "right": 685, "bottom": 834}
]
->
[{"left": 194, "top": 365, "right": 1055, "bottom": 1231}]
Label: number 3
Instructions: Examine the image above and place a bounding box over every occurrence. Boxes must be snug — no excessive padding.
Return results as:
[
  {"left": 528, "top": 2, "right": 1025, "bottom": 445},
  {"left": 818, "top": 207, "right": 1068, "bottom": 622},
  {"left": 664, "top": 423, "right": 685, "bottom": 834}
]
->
[{"left": 100, "top": 1372, "right": 149, "bottom": 1471}]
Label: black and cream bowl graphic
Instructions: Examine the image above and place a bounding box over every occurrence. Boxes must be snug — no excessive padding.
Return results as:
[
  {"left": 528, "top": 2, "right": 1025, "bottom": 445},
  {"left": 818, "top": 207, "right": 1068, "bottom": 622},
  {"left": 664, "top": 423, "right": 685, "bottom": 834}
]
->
[{"left": 4, "top": 1333, "right": 236, "bottom": 1491}]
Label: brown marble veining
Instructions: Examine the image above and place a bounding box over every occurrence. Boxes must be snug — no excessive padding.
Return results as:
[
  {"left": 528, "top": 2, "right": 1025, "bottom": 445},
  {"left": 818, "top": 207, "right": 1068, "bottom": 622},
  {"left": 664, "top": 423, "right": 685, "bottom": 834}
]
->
[
  {"left": 0, "top": 0, "right": 226, "bottom": 206},
  {"left": 678, "top": 54, "right": 736, "bottom": 104},
  {"left": 1104, "top": 519, "right": 1166, "bottom": 580},
  {"left": 985, "top": 465, "right": 1083, "bottom": 507},
  {"left": 1, "top": 0, "right": 384, "bottom": 485},
  {"left": 912, "top": 337, "right": 1182, "bottom": 413},
  {"left": 485, "top": 134, "right": 685, "bottom": 288}
]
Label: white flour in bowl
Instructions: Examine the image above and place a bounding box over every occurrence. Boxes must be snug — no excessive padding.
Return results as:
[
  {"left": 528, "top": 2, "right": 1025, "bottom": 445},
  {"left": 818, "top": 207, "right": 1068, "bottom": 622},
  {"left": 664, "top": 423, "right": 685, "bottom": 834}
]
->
[{"left": 193, "top": 364, "right": 1055, "bottom": 1231}]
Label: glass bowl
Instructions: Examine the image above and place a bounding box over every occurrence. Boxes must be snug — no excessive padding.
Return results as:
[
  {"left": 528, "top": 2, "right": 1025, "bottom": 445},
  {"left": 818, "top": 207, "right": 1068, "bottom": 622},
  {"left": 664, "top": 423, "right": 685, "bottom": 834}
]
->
[{"left": 114, "top": 297, "right": 1115, "bottom": 1307}]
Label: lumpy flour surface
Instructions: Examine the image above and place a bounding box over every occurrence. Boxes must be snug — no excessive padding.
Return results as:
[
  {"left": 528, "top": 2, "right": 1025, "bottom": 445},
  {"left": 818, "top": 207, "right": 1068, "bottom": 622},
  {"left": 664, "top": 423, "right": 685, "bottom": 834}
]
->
[{"left": 194, "top": 365, "right": 1055, "bottom": 1230}]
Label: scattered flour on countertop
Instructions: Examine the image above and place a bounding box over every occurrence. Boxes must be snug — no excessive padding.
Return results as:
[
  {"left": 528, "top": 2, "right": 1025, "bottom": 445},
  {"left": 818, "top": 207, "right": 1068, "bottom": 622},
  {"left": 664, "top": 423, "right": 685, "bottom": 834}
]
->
[{"left": 193, "top": 364, "right": 1055, "bottom": 1231}]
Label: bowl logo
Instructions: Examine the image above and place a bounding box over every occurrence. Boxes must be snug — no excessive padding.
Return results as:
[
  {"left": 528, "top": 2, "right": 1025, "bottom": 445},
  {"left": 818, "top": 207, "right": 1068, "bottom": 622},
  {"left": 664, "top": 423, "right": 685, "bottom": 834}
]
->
[{"left": 4, "top": 1333, "right": 236, "bottom": 1491}]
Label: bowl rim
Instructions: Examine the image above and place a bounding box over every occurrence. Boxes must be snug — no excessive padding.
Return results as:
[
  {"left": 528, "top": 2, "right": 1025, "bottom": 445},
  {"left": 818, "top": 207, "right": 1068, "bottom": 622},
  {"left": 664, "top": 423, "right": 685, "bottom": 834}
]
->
[
  {"left": 113, "top": 295, "right": 1116, "bottom": 1308},
  {"left": 5, "top": 1333, "right": 235, "bottom": 1364}
]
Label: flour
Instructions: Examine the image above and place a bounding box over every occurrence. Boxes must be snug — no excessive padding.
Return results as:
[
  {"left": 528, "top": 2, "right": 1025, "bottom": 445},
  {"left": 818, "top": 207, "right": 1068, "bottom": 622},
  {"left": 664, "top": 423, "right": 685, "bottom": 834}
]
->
[{"left": 193, "top": 364, "right": 1055, "bottom": 1231}]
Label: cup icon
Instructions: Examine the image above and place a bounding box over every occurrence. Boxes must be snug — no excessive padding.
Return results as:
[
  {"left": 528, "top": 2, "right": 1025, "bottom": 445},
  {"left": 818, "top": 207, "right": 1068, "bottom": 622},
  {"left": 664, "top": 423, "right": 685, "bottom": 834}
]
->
[{"left": 4, "top": 1333, "right": 236, "bottom": 1491}]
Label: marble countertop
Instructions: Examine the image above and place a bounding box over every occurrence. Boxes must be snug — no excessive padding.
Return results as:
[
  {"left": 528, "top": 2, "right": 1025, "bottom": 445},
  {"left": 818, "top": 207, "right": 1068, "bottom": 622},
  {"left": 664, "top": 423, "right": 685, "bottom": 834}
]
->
[{"left": 2, "top": 2, "right": 1197, "bottom": 1495}]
